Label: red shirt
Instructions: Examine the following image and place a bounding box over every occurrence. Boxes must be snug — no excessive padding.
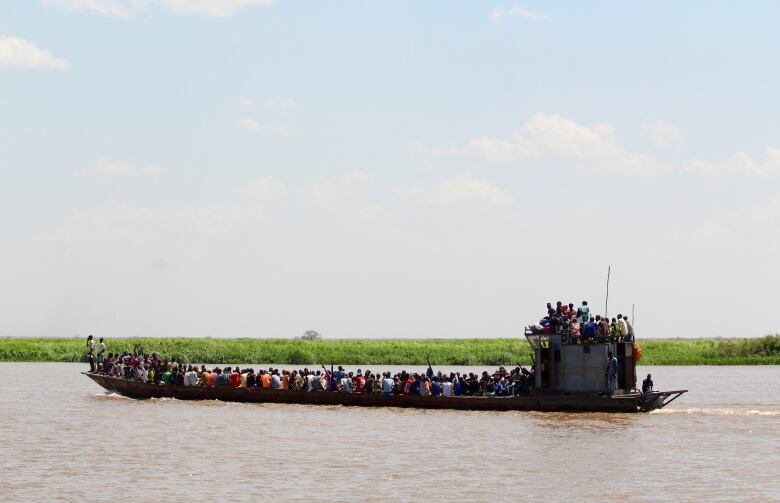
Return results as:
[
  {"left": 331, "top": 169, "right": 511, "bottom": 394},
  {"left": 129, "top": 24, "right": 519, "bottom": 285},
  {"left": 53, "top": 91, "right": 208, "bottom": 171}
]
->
[
  {"left": 354, "top": 376, "right": 365, "bottom": 393},
  {"left": 230, "top": 372, "right": 241, "bottom": 388}
]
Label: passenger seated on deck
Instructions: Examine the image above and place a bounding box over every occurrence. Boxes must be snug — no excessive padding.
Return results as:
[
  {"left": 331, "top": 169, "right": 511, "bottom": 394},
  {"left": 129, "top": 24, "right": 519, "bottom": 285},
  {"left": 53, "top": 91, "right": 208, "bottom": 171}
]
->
[
  {"left": 430, "top": 377, "right": 441, "bottom": 396},
  {"left": 229, "top": 368, "right": 240, "bottom": 388},
  {"left": 184, "top": 366, "right": 198, "bottom": 386},
  {"left": 441, "top": 377, "right": 453, "bottom": 396},
  {"left": 642, "top": 374, "right": 653, "bottom": 394},
  {"left": 570, "top": 319, "right": 581, "bottom": 342},
  {"left": 596, "top": 316, "right": 609, "bottom": 339},
  {"left": 270, "top": 370, "right": 282, "bottom": 389},
  {"left": 161, "top": 367, "right": 173, "bottom": 385},
  {"left": 382, "top": 373, "right": 394, "bottom": 397}
]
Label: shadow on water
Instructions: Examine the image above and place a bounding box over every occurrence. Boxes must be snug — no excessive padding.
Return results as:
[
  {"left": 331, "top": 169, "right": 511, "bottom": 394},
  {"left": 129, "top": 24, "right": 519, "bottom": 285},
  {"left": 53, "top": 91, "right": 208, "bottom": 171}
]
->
[{"left": 523, "top": 411, "right": 640, "bottom": 431}]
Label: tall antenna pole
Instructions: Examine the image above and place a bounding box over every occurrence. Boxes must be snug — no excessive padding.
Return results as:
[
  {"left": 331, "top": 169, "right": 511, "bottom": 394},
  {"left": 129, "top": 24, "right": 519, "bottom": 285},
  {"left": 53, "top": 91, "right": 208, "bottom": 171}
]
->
[
  {"left": 605, "top": 266, "right": 611, "bottom": 317},
  {"left": 632, "top": 303, "right": 636, "bottom": 329}
]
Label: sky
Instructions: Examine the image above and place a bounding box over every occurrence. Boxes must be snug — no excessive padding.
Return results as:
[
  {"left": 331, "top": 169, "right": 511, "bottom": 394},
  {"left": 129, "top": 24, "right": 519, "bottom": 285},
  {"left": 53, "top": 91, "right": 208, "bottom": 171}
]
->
[{"left": 1, "top": 1, "right": 778, "bottom": 339}]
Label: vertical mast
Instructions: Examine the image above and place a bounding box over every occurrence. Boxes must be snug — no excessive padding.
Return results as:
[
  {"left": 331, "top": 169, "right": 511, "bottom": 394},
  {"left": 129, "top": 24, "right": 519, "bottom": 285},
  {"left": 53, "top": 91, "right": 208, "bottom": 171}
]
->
[{"left": 605, "top": 265, "right": 611, "bottom": 317}]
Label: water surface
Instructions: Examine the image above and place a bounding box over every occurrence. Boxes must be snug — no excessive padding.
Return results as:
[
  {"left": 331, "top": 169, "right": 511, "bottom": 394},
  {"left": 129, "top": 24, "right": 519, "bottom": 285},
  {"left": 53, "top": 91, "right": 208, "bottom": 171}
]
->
[{"left": 0, "top": 363, "right": 777, "bottom": 502}]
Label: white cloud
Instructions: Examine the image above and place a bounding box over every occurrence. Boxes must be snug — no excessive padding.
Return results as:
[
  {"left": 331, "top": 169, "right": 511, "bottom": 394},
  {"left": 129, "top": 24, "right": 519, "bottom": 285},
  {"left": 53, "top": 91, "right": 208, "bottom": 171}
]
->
[
  {"left": 410, "top": 141, "right": 461, "bottom": 157},
  {"left": 237, "top": 177, "right": 287, "bottom": 200},
  {"left": 467, "top": 134, "right": 535, "bottom": 161},
  {"left": 237, "top": 118, "right": 260, "bottom": 131},
  {"left": 163, "top": 0, "right": 275, "bottom": 17},
  {"left": 238, "top": 96, "right": 254, "bottom": 109},
  {"left": 683, "top": 147, "right": 780, "bottom": 178},
  {"left": 0, "top": 36, "right": 70, "bottom": 70},
  {"left": 48, "top": 0, "right": 274, "bottom": 18},
  {"left": 429, "top": 113, "right": 780, "bottom": 178},
  {"left": 738, "top": 190, "right": 780, "bottom": 223},
  {"left": 492, "top": 6, "right": 552, "bottom": 23},
  {"left": 689, "top": 191, "right": 780, "bottom": 246},
  {"left": 467, "top": 113, "right": 668, "bottom": 176},
  {"left": 264, "top": 97, "right": 296, "bottom": 109},
  {"left": 402, "top": 175, "right": 514, "bottom": 206},
  {"left": 303, "top": 171, "right": 376, "bottom": 209},
  {"left": 236, "top": 118, "right": 294, "bottom": 137},
  {"left": 45, "top": 0, "right": 151, "bottom": 18},
  {"left": 80, "top": 157, "right": 161, "bottom": 177},
  {"left": 647, "top": 120, "right": 683, "bottom": 148},
  {"left": 47, "top": 201, "right": 264, "bottom": 243}
]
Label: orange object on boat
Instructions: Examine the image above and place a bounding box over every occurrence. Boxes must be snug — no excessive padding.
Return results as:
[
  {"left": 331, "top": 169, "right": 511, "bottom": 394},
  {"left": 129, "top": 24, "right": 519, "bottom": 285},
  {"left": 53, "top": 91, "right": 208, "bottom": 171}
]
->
[{"left": 633, "top": 345, "right": 643, "bottom": 362}]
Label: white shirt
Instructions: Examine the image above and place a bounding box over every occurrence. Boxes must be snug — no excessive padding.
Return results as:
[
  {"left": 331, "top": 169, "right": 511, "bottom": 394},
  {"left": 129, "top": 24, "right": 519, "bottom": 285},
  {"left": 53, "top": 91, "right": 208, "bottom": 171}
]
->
[
  {"left": 184, "top": 371, "right": 197, "bottom": 386},
  {"left": 442, "top": 381, "right": 453, "bottom": 397},
  {"left": 271, "top": 374, "right": 282, "bottom": 389},
  {"left": 383, "top": 378, "right": 394, "bottom": 393},
  {"left": 306, "top": 375, "right": 315, "bottom": 392},
  {"left": 88, "top": 339, "right": 95, "bottom": 353}
]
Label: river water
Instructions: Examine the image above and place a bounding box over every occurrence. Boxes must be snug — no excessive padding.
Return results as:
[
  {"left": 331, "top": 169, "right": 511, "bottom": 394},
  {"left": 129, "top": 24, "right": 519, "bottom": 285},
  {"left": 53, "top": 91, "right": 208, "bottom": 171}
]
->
[{"left": 0, "top": 363, "right": 777, "bottom": 502}]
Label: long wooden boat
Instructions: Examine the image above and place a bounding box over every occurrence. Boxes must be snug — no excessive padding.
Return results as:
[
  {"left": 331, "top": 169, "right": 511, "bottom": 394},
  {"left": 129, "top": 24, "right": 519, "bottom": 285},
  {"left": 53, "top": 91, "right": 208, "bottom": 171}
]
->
[{"left": 84, "top": 372, "right": 686, "bottom": 413}]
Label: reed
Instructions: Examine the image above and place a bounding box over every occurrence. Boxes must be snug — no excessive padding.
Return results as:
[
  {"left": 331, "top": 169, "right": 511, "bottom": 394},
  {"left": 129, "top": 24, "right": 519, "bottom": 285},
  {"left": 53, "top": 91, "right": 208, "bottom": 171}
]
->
[{"left": 0, "top": 336, "right": 777, "bottom": 365}]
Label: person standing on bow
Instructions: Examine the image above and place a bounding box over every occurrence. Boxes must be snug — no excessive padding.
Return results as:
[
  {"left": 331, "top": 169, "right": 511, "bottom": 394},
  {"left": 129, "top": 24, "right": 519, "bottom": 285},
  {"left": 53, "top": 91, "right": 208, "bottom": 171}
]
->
[
  {"left": 97, "top": 337, "right": 106, "bottom": 372},
  {"left": 86, "top": 335, "right": 96, "bottom": 372}
]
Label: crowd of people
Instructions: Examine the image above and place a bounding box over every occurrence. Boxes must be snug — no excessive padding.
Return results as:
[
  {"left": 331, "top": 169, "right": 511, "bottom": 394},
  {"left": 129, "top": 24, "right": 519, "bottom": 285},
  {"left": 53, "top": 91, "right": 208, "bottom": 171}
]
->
[
  {"left": 87, "top": 341, "right": 535, "bottom": 397},
  {"left": 531, "top": 300, "right": 635, "bottom": 344}
]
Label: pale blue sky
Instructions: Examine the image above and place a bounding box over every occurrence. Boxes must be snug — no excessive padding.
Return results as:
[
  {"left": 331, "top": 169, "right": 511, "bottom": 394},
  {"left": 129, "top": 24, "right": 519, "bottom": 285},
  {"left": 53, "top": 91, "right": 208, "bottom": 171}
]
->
[{"left": 1, "top": 1, "right": 778, "bottom": 339}]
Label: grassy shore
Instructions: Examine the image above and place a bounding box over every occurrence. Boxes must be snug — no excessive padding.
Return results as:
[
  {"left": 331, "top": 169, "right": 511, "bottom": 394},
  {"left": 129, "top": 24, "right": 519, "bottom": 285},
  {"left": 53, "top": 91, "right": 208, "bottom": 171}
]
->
[{"left": 0, "top": 336, "right": 777, "bottom": 365}]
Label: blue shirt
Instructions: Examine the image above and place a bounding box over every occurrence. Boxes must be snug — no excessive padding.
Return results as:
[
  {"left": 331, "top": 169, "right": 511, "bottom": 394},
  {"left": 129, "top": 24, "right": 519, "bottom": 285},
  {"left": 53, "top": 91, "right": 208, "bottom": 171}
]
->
[
  {"left": 608, "top": 356, "right": 619, "bottom": 377},
  {"left": 431, "top": 381, "right": 441, "bottom": 396},
  {"left": 583, "top": 322, "right": 597, "bottom": 338}
]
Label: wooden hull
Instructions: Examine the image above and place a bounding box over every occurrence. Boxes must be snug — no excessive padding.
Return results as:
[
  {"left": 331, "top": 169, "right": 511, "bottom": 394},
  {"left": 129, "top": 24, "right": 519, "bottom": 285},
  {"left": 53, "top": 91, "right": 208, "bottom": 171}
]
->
[{"left": 84, "top": 373, "right": 652, "bottom": 413}]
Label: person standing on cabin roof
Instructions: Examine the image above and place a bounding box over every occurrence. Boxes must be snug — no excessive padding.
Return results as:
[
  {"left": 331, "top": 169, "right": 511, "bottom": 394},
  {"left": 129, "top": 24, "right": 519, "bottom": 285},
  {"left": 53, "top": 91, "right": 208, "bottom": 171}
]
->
[
  {"left": 610, "top": 318, "right": 621, "bottom": 340},
  {"left": 606, "top": 351, "right": 619, "bottom": 397},
  {"left": 624, "top": 316, "right": 635, "bottom": 341},
  {"left": 580, "top": 301, "right": 590, "bottom": 323},
  {"left": 582, "top": 318, "right": 597, "bottom": 340},
  {"left": 617, "top": 314, "right": 629, "bottom": 340}
]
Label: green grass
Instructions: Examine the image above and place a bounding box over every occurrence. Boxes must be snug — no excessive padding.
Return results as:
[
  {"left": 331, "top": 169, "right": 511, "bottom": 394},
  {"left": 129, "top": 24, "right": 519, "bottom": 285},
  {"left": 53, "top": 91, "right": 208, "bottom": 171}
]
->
[{"left": 0, "top": 335, "right": 777, "bottom": 365}]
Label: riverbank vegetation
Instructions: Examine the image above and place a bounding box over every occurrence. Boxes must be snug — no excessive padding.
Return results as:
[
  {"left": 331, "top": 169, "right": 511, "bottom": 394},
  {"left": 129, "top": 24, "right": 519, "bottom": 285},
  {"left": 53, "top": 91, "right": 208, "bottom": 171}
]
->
[{"left": 0, "top": 336, "right": 777, "bottom": 365}]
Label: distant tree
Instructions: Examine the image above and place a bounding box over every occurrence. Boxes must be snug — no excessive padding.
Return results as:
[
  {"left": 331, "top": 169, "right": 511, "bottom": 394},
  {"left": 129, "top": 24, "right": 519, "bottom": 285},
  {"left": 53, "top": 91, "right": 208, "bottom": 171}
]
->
[{"left": 300, "top": 330, "right": 323, "bottom": 341}]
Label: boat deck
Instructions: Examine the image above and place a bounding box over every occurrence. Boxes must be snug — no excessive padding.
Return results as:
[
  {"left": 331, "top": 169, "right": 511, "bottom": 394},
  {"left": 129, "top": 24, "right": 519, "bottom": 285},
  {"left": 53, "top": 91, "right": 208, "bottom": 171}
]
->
[{"left": 84, "top": 373, "right": 686, "bottom": 413}]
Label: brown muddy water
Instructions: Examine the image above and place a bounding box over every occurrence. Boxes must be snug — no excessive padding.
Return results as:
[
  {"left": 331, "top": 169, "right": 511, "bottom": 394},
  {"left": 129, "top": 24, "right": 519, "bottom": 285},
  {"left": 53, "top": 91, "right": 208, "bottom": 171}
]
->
[{"left": 0, "top": 363, "right": 777, "bottom": 502}]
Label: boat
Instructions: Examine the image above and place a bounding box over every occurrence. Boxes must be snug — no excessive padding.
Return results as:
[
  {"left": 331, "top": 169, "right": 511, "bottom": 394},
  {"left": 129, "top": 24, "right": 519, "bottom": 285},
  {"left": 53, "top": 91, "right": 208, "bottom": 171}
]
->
[
  {"left": 84, "top": 371, "right": 684, "bottom": 412},
  {"left": 84, "top": 332, "right": 686, "bottom": 413}
]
